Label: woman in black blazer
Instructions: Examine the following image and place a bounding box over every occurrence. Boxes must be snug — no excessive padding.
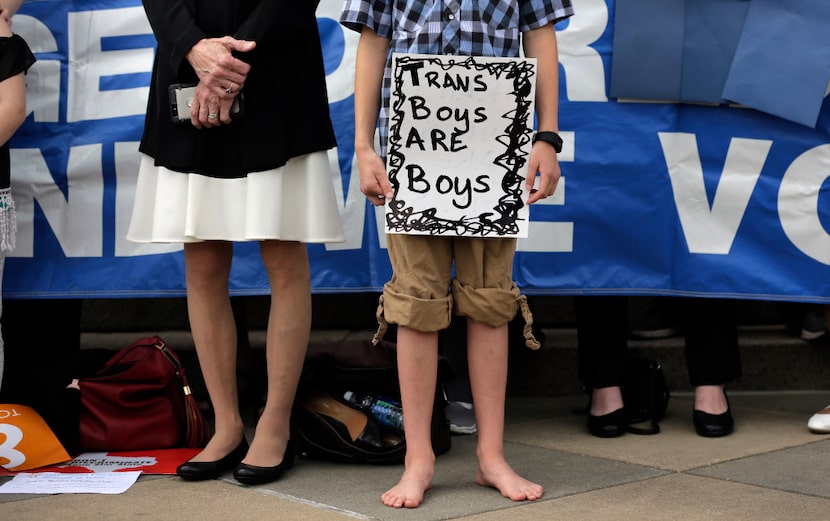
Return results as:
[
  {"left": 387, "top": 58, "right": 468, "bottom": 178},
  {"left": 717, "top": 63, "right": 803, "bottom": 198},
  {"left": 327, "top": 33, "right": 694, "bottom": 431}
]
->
[{"left": 128, "top": 0, "right": 345, "bottom": 485}]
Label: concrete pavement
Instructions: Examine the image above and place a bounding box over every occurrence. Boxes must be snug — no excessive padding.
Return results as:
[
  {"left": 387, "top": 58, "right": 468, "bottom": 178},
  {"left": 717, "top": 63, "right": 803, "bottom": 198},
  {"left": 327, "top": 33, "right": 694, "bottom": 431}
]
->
[
  {"left": 3, "top": 392, "right": 830, "bottom": 520},
  {"left": 2, "top": 327, "right": 830, "bottom": 520}
]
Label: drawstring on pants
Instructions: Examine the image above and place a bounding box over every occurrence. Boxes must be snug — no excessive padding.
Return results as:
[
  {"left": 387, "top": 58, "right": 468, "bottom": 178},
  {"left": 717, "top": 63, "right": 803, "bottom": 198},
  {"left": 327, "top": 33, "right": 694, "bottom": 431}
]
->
[
  {"left": 518, "top": 294, "right": 541, "bottom": 350},
  {"left": 371, "top": 294, "right": 388, "bottom": 345}
]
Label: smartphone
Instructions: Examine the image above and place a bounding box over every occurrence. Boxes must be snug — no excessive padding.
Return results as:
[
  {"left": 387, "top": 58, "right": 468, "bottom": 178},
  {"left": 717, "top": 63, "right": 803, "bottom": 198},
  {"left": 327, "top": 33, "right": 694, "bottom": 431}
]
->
[{"left": 168, "top": 83, "right": 244, "bottom": 124}]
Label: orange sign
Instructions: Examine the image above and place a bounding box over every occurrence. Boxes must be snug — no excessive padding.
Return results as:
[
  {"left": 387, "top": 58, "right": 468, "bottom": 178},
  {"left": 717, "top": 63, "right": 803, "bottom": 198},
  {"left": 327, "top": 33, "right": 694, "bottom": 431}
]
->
[{"left": 0, "top": 404, "right": 71, "bottom": 471}]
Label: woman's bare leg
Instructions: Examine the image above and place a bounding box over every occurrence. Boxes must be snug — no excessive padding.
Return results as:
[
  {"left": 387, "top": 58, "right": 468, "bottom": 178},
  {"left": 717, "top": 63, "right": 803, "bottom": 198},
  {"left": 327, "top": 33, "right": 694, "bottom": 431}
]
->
[
  {"left": 184, "top": 241, "right": 245, "bottom": 461},
  {"left": 241, "top": 240, "right": 310, "bottom": 466}
]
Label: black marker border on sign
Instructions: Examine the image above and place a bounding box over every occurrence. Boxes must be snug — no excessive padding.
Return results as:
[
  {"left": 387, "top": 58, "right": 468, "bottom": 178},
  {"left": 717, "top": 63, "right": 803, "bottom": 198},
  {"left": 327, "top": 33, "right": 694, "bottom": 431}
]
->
[{"left": 386, "top": 54, "right": 535, "bottom": 237}]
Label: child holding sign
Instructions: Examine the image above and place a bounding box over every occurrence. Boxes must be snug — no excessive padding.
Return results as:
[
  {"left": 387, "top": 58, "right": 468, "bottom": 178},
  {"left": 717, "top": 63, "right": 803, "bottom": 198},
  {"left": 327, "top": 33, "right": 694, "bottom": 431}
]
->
[{"left": 341, "top": 0, "right": 573, "bottom": 509}]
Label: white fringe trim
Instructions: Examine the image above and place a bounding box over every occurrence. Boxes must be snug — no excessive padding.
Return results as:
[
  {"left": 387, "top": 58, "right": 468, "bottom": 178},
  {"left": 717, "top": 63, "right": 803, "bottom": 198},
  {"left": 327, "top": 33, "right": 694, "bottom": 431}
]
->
[{"left": 0, "top": 188, "right": 16, "bottom": 251}]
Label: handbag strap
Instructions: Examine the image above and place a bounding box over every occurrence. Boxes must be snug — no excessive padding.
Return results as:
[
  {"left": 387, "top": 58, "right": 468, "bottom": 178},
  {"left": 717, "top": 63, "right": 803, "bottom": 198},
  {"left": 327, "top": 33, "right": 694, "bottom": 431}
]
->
[
  {"left": 625, "top": 360, "right": 664, "bottom": 435},
  {"left": 152, "top": 338, "right": 210, "bottom": 448}
]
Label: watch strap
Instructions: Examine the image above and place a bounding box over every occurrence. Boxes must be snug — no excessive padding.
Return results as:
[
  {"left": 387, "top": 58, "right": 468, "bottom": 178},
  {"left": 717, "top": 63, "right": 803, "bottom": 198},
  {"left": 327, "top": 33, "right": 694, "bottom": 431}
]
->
[{"left": 532, "top": 131, "right": 563, "bottom": 153}]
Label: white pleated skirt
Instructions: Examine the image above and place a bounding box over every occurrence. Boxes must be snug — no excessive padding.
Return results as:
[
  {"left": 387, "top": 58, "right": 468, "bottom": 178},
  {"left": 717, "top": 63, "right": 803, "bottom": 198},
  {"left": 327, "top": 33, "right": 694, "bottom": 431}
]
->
[{"left": 127, "top": 152, "right": 346, "bottom": 244}]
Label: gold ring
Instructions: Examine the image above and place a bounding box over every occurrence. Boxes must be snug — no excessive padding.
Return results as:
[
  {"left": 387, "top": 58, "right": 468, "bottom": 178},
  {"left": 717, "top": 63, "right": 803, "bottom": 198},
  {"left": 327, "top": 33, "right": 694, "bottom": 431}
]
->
[{"left": 207, "top": 114, "right": 218, "bottom": 120}]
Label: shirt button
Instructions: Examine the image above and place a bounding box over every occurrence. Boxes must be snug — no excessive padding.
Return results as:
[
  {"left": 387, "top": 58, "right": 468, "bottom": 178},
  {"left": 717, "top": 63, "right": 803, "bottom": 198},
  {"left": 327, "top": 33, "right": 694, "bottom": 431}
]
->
[{"left": 447, "top": 13, "right": 455, "bottom": 20}]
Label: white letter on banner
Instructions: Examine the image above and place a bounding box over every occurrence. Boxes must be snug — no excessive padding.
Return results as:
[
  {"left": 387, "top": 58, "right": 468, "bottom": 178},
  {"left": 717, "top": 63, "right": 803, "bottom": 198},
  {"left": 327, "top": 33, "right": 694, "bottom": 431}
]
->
[
  {"left": 67, "top": 7, "right": 153, "bottom": 121},
  {"left": 12, "top": 15, "right": 60, "bottom": 122},
  {"left": 114, "top": 142, "right": 182, "bottom": 257},
  {"left": 9, "top": 145, "right": 104, "bottom": 257},
  {"left": 779, "top": 144, "right": 830, "bottom": 265},
  {"left": 517, "top": 131, "right": 575, "bottom": 252},
  {"left": 317, "top": 0, "right": 359, "bottom": 105},
  {"left": 555, "top": 0, "right": 608, "bottom": 102},
  {"left": 659, "top": 133, "right": 770, "bottom": 254}
]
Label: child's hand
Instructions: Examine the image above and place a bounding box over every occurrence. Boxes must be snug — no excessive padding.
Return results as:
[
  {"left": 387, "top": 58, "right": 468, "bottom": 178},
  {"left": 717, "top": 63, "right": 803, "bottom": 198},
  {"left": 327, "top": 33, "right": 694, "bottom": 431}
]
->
[
  {"left": 357, "top": 149, "right": 393, "bottom": 205},
  {"left": 526, "top": 141, "right": 561, "bottom": 204}
]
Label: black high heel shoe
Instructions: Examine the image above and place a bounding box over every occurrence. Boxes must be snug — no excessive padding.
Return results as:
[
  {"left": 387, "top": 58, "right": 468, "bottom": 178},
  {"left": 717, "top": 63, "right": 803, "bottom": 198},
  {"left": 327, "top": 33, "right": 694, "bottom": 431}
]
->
[
  {"left": 693, "top": 393, "right": 734, "bottom": 437},
  {"left": 233, "top": 441, "right": 295, "bottom": 485},
  {"left": 176, "top": 438, "right": 249, "bottom": 481},
  {"left": 587, "top": 408, "right": 627, "bottom": 438}
]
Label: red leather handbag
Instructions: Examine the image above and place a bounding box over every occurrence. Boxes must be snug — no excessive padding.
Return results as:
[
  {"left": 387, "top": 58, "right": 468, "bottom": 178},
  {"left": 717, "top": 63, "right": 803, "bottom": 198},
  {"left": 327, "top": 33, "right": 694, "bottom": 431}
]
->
[{"left": 78, "top": 336, "right": 209, "bottom": 452}]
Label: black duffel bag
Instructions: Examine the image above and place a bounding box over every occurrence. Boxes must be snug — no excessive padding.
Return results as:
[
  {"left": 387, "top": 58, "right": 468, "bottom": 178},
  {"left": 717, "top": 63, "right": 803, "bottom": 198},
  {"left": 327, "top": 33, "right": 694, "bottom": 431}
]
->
[{"left": 291, "top": 339, "right": 453, "bottom": 465}]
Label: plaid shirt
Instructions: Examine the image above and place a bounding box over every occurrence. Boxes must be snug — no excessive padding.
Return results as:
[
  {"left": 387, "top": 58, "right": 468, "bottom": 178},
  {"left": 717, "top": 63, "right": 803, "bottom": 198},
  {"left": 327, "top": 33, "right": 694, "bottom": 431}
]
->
[{"left": 340, "top": 0, "right": 574, "bottom": 156}]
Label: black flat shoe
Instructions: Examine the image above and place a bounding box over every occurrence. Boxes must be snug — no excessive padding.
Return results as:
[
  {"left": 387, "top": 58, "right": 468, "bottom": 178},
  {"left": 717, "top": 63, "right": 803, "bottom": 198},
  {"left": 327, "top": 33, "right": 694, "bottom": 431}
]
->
[
  {"left": 233, "top": 441, "right": 295, "bottom": 485},
  {"left": 587, "top": 408, "right": 627, "bottom": 438},
  {"left": 693, "top": 408, "right": 734, "bottom": 437},
  {"left": 176, "top": 438, "right": 249, "bottom": 481}
]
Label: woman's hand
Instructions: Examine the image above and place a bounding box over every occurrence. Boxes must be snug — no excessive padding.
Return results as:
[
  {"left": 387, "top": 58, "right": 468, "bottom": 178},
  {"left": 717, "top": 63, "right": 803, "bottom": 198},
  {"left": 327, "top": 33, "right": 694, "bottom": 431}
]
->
[
  {"left": 189, "top": 86, "right": 238, "bottom": 129},
  {"left": 186, "top": 36, "right": 254, "bottom": 127}
]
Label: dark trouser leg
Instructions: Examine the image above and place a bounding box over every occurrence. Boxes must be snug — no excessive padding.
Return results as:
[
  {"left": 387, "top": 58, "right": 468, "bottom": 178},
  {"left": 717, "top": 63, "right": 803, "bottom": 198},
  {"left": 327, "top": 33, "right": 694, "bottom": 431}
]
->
[
  {"left": 682, "top": 297, "right": 742, "bottom": 387},
  {"left": 575, "top": 295, "right": 628, "bottom": 389}
]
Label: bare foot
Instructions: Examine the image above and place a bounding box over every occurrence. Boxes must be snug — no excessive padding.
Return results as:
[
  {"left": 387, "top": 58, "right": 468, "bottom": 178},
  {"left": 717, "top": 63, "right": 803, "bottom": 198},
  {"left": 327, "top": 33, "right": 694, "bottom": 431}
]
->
[
  {"left": 381, "top": 461, "right": 434, "bottom": 508},
  {"left": 476, "top": 460, "right": 543, "bottom": 501}
]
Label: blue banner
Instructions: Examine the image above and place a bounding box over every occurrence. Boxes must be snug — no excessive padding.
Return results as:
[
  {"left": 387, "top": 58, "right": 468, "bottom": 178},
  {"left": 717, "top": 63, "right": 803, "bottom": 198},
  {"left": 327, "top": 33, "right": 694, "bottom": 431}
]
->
[{"left": 4, "top": 0, "right": 830, "bottom": 302}]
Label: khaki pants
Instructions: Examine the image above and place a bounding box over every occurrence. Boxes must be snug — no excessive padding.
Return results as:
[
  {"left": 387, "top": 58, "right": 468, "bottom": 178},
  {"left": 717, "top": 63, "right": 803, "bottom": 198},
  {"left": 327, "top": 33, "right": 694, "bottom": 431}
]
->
[{"left": 380, "top": 234, "right": 521, "bottom": 332}]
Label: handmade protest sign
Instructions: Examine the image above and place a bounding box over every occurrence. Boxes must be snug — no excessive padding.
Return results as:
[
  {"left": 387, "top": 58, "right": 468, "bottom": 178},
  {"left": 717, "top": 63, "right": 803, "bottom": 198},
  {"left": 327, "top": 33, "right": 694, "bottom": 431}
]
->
[{"left": 385, "top": 54, "right": 537, "bottom": 237}]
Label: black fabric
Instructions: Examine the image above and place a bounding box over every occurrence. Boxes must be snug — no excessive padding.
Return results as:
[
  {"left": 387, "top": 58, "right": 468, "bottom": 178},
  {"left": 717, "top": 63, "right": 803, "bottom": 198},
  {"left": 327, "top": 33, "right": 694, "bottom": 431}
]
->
[
  {"left": 0, "top": 34, "right": 36, "bottom": 188},
  {"left": 575, "top": 295, "right": 629, "bottom": 389},
  {"left": 0, "top": 35, "right": 35, "bottom": 87},
  {"left": 0, "top": 298, "right": 83, "bottom": 454},
  {"left": 438, "top": 318, "right": 472, "bottom": 403},
  {"left": 682, "top": 297, "right": 742, "bottom": 386},
  {"left": 576, "top": 295, "right": 741, "bottom": 388},
  {"left": 139, "top": 0, "right": 336, "bottom": 178},
  {"left": 622, "top": 354, "right": 670, "bottom": 434}
]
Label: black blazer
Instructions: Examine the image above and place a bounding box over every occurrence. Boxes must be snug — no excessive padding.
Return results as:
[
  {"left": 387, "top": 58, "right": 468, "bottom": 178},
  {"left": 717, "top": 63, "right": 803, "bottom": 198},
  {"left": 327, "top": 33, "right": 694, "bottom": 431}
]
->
[{"left": 139, "top": 0, "right": 336, "bottom": 178}]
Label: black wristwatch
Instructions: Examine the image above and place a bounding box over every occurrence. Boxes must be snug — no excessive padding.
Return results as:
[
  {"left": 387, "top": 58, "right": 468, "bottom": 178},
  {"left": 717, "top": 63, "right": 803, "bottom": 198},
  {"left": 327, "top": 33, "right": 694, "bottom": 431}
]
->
[{"left": 532, "top": 131, "right": 563, "bottom": 153}]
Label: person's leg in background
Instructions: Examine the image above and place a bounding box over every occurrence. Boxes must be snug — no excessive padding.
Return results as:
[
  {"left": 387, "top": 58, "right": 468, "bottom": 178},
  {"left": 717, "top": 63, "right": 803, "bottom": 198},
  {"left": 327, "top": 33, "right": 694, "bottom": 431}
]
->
[
  {"left": 627, "top": 296, "right": 682, "bottom": 339},
  {"left": 806, "top": 305, "right": 830, "bottom": 432},
  {"left": 575, "top": 295, "right": 628, "bottom": 437},
  {"left": 682, "top": 297, "right": 741, "bottom": 437},
  {"left": 777, "top": 301, "right": 827, "bottom": 341},
  {"left": 438, "top": 317, "right": 476, "bottom": 434}
]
